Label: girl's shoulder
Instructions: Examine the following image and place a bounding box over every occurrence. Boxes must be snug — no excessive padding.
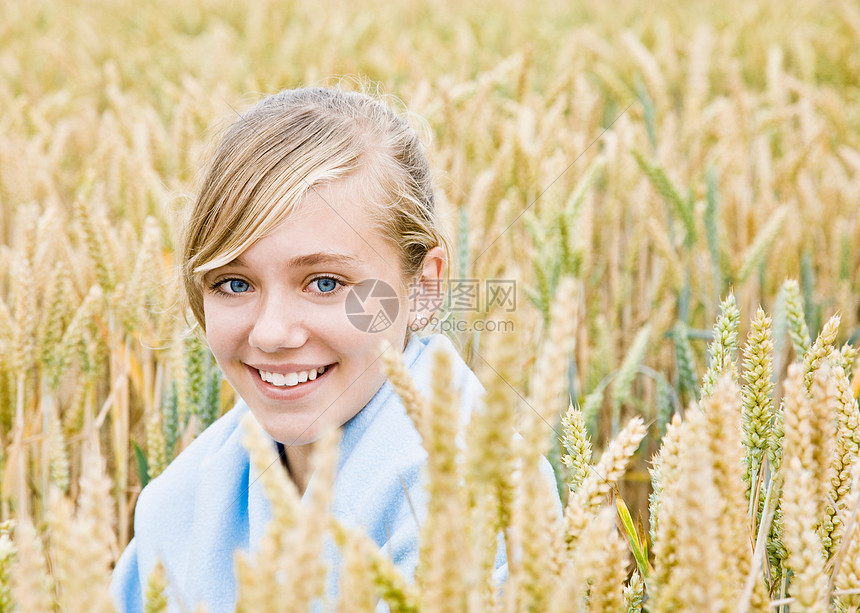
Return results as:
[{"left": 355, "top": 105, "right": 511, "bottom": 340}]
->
[
  {"left": 134, "top": 403, "right": 251, "bottom": 523},
  {"left": 407, "top": 333, "right": 484, "bottom": 393}
]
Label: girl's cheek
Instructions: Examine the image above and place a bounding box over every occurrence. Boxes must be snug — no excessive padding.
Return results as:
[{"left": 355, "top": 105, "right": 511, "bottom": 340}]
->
[{"left": 204, "top": 303, "right": 245, "bottom": 345}]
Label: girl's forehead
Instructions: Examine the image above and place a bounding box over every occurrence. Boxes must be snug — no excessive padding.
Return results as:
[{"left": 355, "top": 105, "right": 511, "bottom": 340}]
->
[
  {"left": 285, "top": 187, "right": 369, "bottom": 226},
  {"left": 289, "top": 174, "right": 389, "bottom": 229},
  {"left": 247, "top": 185, "right": 392, "bottom": 261},
  {"left": 198, "top": 166, "right": 397, "bottom": 278}
]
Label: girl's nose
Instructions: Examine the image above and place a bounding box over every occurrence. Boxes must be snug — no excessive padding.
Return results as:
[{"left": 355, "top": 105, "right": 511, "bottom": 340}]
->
[{"left": 247, "top": 291, "right": 309, "bottom": 352}]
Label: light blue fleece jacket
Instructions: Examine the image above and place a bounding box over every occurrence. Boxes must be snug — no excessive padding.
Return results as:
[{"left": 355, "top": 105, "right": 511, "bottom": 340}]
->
[{"left": 110, "top": 333, "right": 560, "bottom": 613}]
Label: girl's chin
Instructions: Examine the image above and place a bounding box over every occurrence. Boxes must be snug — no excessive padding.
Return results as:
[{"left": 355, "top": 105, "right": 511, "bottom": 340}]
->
[
  {"left": 246, "top": 406, "right": 325, "bottom": 445},
  {"left": 257, "top": 417, "right": 327, "bottom": 446},
  {"left": 263, "top": 428, "right": 317, "bottom": 447}
]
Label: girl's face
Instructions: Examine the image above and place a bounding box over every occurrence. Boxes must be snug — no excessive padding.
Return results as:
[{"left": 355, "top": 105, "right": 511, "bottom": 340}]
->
[{"left": 202, "top": 172, "right": 436, "bottom": 446}]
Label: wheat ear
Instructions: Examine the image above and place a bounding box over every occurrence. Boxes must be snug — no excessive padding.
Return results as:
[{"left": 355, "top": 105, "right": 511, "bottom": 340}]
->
[
  {"left": 10, "top": 518, "right": 54, "bottom": 613},
  {"left": 143, "top": 559, "right": 168, "bottom": 613},
  {"left": 804, "top": 313, "right": 841, "bottom": 383},
  {"left": 650, "top": 408, "right": 723, "bottom": 611},
  {"left": 235, "top": 413, "right": 302, "bottom": 610},
  {"left": 564, "top": 416, "right": 646, "bottom": 547},
  {"left": 378, "top": 340, "right": 429, "bottom": 440},
  {"left": 416, "top": 346, "right": 469, "bottom": 612},
  {"left": 741, "top": 307, "right": 775, "bottom": 505},
  {"left": 702, "top": 292, "right": 740, "bottom": 397}
]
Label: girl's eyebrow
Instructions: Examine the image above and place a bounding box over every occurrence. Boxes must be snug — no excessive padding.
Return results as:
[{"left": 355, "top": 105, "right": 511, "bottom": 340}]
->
[
  {"left": 287, "top": 252, "right": 361, "bottom": 268},
  {"left": 225, "top": 252, "right": 361, "bottom": 269}
]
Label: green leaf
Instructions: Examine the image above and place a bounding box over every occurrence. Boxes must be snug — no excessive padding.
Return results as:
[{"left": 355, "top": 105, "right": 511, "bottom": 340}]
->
[
  {"left": 133, "top": 440, "right": 150, "bottom": 489},
  {"left": 635, "top": 75, "right": 657, "bottom": 152},
  {"left": 616, "top": 492, "right": 651, "bottom": 581},
  {"left": 632, "top": 149, "right": 696, "bottom": 246},
  {"left": 705, "top": 165, "right": 722, "bottom": 295}
]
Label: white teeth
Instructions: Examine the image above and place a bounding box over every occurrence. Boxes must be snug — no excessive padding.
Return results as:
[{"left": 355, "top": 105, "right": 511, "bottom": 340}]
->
[{"left": 258, "top": 365, "right": 328, "bottom": 387}]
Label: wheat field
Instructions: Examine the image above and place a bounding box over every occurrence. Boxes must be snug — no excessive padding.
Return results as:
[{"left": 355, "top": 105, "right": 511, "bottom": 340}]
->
[{"left": 1, "top": 0, "right": 859, "bottom": 610}]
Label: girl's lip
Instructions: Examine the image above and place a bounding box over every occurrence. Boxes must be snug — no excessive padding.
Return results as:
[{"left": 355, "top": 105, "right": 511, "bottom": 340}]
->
[
  {"left": 245, "top": 363, "right": 335, "bottom": 400},
  {"left": 249, "top": 363, "right": 333, "bottom": 374}
]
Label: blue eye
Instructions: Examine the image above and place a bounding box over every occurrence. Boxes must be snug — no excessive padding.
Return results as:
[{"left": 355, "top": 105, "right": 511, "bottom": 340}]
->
[
  {"left": 227, "top": 279, "right": 250, "bottom": 293},
  {"left": 314, "top": 277, "right": 339, "bottom": 293}
]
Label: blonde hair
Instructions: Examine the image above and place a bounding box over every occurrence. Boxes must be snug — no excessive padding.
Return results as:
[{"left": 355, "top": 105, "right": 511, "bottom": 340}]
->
[{"left": 182, "top": 87, "right": 450, "bottom": 329}]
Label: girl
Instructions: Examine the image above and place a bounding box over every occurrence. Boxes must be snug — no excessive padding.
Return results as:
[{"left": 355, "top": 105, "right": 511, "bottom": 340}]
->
[{"left": 111, "top": 86, "right": 557, "bottom": 612}]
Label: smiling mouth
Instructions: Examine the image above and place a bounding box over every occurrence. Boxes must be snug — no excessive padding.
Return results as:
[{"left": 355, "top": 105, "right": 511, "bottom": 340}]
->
[{"left": 257, "top": 365, "right": 330, "bottom": 388}]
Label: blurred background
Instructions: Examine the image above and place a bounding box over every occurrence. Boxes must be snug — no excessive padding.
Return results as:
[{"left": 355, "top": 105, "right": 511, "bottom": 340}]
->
[{"left": 0, "top": 0, "right": 858, "bottom": 552}]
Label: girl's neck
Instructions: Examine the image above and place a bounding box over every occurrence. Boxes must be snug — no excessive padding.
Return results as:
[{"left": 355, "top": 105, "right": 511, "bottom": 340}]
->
[{"left": 277, "top": 441, "right": 315, "bottom": 496}]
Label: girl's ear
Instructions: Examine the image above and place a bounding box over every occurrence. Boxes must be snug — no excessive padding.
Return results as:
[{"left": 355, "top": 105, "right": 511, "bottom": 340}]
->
[{"left": 407, "top": 246, "right": 447, "bottom": 330}]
